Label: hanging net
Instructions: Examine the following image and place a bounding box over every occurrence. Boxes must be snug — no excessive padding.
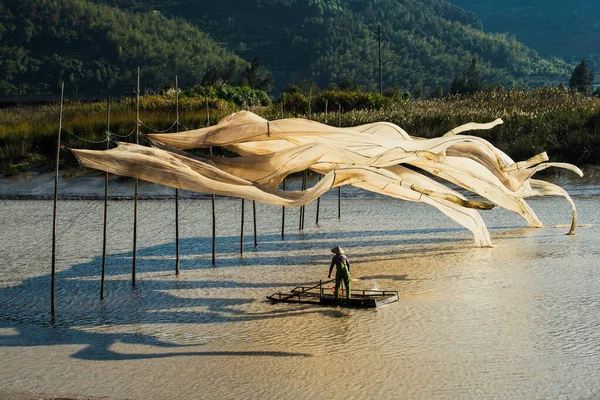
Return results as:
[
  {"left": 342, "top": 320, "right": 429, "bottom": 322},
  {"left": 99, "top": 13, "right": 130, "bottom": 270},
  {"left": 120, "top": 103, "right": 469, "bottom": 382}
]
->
[{"left": 71, "top": 111, "right": 583, "bottom": 247}]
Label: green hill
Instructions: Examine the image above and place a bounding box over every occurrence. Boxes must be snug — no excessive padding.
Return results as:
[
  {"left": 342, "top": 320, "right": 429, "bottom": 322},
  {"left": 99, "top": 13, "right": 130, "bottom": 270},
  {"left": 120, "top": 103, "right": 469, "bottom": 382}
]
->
[
  {"left": 94, "top": 0, "right": 572, "bottom": 93},
  {"left": 449, "top": 0, "right": 600, "bottom": 59},
  {"left": 0, "top": 0, "right": 248, "bottom": 95},
  {"left": 1, "top": 0, "right": 574, "bottom": 95}
]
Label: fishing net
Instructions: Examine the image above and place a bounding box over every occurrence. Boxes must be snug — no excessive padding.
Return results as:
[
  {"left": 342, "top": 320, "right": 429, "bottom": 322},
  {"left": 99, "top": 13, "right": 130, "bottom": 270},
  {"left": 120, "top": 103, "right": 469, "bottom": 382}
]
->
[{"left": 71, "top": 111, "right": 582, "bottom": 247}]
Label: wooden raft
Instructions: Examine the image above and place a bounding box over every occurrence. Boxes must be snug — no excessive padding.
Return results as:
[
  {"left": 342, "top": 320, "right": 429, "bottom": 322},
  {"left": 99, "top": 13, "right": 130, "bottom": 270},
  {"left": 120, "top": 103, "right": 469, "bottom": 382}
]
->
[{"left": 267, "top": 280, "right": 399, "bottom": 308}]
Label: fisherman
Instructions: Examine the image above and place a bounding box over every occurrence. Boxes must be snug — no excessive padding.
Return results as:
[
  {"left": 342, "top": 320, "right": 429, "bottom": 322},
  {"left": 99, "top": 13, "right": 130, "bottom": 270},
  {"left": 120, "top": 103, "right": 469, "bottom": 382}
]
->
[{"left": 328, "top": 246, "right": 351, "bottom": 299}]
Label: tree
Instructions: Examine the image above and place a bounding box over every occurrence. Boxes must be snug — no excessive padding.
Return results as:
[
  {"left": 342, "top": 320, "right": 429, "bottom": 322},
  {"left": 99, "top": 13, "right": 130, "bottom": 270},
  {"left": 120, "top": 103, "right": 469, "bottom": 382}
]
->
[
  {"left": 243, "top": 57, "right": 275, "bottom": 92},
  {"left": 451, "top": 56, "right": 483, "bottom": 95},
  {"left": 569, "top": 59, "right": 595, "bottom": 94},
  {"left": 428, "top": 85, "right": 444, "bottom": 99}
]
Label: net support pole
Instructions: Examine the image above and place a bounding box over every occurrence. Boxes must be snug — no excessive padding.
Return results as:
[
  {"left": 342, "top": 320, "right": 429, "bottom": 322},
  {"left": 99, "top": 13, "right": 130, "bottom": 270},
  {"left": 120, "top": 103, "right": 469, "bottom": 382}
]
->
[
  {"left": 253, "top": 201, "right": 258, "bottom": 248},
  {"left": 209, "top": 146, "right": 216, "bottom": 267},
  {"left": 299, "top": 172, "right": 305, "bottom": 231},
  {"left": 338, "top": 187, "right": 341, "bottom": 219},
  {"left": 301, "top": 170, "right": 307, "bottom": 230},
  {"left": 132, "top": 66, "right": 140, "bottom": 288},
  {"left": 240, "top": 199, "right": 245, "bottom": 255},
  {"left": 100, "top": 97, "right": 110, "bottom": 300},
  {"left": 315, "top": 174, "right": 321, "bottom": 225},
  {"left": 175, "top": 75, "right": 180, "bottom": 277},
  {"left": 281, "top": 179, "right": 286, "bottom": 240},
  {"left": 50, "top": 81, "right": 64, "bottom": 323}
]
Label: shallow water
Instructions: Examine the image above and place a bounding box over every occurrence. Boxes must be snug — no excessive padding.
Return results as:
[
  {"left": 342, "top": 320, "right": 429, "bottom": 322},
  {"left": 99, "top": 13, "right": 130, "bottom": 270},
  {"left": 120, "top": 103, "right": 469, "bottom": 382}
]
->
[{"left": 0, "top": 176, "right": 599, "bottom": 399}]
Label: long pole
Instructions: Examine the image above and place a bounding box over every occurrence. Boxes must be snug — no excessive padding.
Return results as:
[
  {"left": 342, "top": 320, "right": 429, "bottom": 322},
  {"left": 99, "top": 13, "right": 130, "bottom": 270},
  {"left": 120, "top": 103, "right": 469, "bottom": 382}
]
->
[
  {"left": 338, "top": 187, "right": 341, "bottom": 219},
  {"left": 132, "top": 67, "right": 140, "bottom": 287},
  {"left": 338, "top": 103, "right": 342, "bottom": 220},
  {"left": 281, "top": 179, "right": 286, "bottom": 240},
  {"left": 50, "top": 81, "right": 64, "bottom": 322},
  {"left": 206, "top": 95, "right": 216, "bottom": 266},
  {"left": 253, "top": 201, "right": 258, "bottom": 248},
  {"left": 210, "top": 147, "right": 216, "bottom": 266},
  {"left": 378, "top": 24, "right": 383, "bottom": 95},
  {"left": 100, "top": 97, "right": 110, "bottom": 300},
  {"left": 299, "top": 174, "right": 304, "bottom": 231},
  {"left": 302, "top": 170, "right": 307, "bottom": 230},
  {"left": 240, "top": 199, "right": 245, "bottom": 255},
  {"left": 175, "top": 75, "right": 180, "bottom": 276},
  {"left": 315, "top": 174, "right": 321, "bottom": 225}
]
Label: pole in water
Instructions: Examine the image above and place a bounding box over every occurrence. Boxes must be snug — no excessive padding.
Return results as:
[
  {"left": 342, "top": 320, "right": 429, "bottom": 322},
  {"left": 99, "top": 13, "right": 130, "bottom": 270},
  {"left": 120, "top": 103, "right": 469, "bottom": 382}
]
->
[
  {"left": 240, "top": 199, "right": 245, "bottom": 255},
  {"left": 50, "top": 81, "right": 64, "bottom": 322},
  {"left": 281, "top": 179, "right": 286, "bottom": 240},
  {"left": 175, "top": 75, "right": 180, "bottom": 277},
  {"left": 338, "top": 186, "right": 341, "bottom": 219},
  {"left": 253, "top": 201, "right": 258, "bottom": 248},
  {"left": 132, "top": 66, "right": 140, "bottom": 287},
  {"left": 301, "top": 170, "right": 307, "bottom": 230},
  {"left": 210, "top": 146, "right": 216, "bottom": 266},
  {"left": 100, "top": 97, "right": 110, "bottom": 300},
  {"left": 315, "top": 174, "right": 321, "bottom": 225},
  {"left": 299, "top": 172, "right": 305, "bottom": 231}
]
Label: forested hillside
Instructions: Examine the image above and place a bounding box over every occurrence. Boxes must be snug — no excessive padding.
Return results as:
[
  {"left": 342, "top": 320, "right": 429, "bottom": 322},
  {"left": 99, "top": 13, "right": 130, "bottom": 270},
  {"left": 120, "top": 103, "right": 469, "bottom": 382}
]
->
[
  {"left": 450, "top": 0, "right": 600, "bottom": 60},
  {"left": 0, "top": 0, "right": 248, "bottom": 95},
  {"left": 1, "top": 0, "right": 574, "bottom": 95},
  {"left": 95, "top": 0, "right": 572, "bottom": 93}
]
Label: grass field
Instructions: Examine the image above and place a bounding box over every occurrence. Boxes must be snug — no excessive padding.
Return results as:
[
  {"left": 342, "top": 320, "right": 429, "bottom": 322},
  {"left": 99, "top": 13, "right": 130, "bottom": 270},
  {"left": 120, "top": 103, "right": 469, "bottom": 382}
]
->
[{"left": 1, "top": 87, "right": 599, "bottom": 176}]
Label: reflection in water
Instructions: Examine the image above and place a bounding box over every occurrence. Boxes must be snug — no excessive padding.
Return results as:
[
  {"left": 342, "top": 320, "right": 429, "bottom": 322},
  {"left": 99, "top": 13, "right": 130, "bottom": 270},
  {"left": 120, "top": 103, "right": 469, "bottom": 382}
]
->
[{"left": 0, "top": 184, "right": 599, "bottom": 399}]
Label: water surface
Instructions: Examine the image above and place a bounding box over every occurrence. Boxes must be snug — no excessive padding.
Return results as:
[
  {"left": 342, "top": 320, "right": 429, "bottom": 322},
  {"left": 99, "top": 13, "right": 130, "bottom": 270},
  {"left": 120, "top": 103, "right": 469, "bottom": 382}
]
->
[{"left": 0, "top": 176, "right": 598, "bottom": 399}]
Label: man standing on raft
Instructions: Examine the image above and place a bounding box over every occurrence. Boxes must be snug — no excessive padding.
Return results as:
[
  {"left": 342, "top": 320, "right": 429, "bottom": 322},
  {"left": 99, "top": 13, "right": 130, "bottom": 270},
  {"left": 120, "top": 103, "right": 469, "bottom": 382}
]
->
[{"left": 328, "top": 246, "right": 351, "bottom": 299}]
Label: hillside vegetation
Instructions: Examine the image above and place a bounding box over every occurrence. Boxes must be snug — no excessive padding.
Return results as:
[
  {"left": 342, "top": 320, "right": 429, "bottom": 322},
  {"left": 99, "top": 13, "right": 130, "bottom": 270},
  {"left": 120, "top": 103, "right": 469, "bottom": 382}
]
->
[
  {"left": 2, "top": 88, "right": 599, "bottom": 175},
  {"left": 450, "top": 0, "right": 600, "bottom": 60},
  {"left": 1, "top": 0, "right": 574, "bottom": 95},
  {"left": 0, "top": 0, "right": 248, "bottom": 95}
]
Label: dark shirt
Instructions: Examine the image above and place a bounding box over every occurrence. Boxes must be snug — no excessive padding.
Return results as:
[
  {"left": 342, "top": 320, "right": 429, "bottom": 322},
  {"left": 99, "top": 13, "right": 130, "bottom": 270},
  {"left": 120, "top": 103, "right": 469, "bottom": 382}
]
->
[{"left": 329, "top": 254, "right": 350, "bottom": 277}]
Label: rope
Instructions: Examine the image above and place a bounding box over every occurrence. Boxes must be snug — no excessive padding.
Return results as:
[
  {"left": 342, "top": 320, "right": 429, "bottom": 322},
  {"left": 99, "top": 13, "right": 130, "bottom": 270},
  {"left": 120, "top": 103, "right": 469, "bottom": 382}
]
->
[
  {"left": 108, "top": 127, "right": 136, "bottom": 139},
  {"left": 139, "top": 119, "right": 178, "bottom": 133},
  {"left": 62, "top": 127, "right": 110, "bottom": 144},
  {"left": 177, "top": 120, "right": 188, "bottom": 131}
]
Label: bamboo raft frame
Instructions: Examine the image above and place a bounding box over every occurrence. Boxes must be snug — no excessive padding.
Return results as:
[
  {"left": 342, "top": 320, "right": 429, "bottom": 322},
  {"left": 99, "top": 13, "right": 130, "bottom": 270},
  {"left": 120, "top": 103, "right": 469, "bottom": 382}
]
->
[{"left": 267, "top": 280, "right": 399, "bottom": 308}]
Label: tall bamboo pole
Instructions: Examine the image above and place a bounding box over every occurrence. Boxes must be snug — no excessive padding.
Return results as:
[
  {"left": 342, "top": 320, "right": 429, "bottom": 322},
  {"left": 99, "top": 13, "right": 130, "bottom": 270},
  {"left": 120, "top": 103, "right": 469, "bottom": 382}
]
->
[
  {"left": 338, "top": 187, "right": 341, "bottom": 219},
  {"left": 132, "top": 67, "right": 140, "bottom": 287},
  {"left": 281, "top": 179, "right": 286, "bottom": 240},
  {"left": 253, "top": 201, "right": 258, "bottom": 248},
  {"left": 50, "top": 82, "right": 64, "bottom": 322},
  {"left": 175, "top": 75, "right": 180, "bottom": 276},
  {"left": 338, "top": 103, "right": 342, "bottom": 219},
  {"left": 100, "top": 97, "right": 110, "bottom": 300},
  {"left": 210, "top": 145, "right": 216, "bottom": 266},
  {"left": 315, "top": 174, "right": 321, "bottom": 225},
  {"left": 299, "top": 171, "right": 306, "bottom": 231},
  {"left": 206, "top": 94, "right": 216, "bottom": 266},
  {"left": 240, "top": 199, "right": 245, "bottom": 255}
]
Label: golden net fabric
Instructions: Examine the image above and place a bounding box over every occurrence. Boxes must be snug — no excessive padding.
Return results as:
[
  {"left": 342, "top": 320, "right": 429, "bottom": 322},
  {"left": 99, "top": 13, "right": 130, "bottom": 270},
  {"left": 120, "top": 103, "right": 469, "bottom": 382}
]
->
[{"left": 71, "top": 111, "right": 582, "bottom": 247}]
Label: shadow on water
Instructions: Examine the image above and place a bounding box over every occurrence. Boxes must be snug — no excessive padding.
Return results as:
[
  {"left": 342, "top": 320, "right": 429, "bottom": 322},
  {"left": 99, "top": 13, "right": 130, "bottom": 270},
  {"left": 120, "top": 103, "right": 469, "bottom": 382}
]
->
[{"left": 0, "top": 227, "right": 466, "bottom": 361}]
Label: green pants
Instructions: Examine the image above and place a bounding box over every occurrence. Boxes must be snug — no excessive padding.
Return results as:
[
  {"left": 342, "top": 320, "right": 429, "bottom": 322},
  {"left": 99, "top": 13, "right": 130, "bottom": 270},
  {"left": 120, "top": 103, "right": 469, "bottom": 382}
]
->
[{"left": 335, "top": 265, "right": 351, "bottom": 299}]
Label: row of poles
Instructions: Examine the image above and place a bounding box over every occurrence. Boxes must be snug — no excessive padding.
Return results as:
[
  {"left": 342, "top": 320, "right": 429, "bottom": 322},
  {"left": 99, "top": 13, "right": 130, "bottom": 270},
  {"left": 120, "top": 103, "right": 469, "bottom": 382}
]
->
[{"left": 49, "top": 69, "right": 345, "bottom": 322}]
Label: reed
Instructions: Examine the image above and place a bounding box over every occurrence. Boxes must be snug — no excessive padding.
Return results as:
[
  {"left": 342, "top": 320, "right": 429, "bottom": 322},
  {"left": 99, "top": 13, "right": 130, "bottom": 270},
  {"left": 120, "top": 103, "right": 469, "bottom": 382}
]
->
[{"left": 1, "top": 88, "right": 599, "bottom": 175}]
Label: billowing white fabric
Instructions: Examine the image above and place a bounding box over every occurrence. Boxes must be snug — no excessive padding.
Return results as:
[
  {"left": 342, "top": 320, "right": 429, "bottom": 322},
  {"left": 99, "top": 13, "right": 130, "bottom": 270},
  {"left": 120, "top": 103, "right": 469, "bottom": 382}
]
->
[{"left": 72, "top": 111, "right": 582, "bottom": 247}]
